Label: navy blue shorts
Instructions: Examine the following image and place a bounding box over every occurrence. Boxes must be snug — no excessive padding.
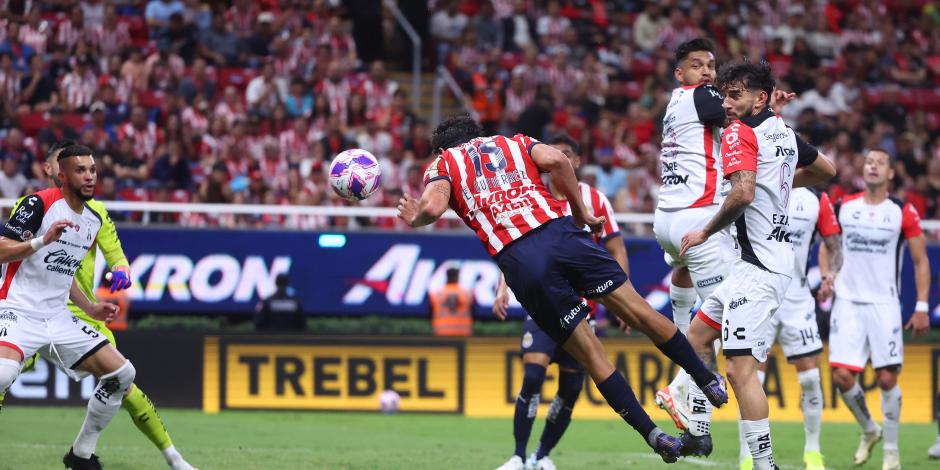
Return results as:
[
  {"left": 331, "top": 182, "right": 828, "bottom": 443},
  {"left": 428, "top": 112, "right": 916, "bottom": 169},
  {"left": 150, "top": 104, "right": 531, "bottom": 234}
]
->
[
  {"left": 521, "top": 318, "right": 582, "bottom": 371},
  {"left": 496, "top": 216, "right": 627, "bottom": 344}
]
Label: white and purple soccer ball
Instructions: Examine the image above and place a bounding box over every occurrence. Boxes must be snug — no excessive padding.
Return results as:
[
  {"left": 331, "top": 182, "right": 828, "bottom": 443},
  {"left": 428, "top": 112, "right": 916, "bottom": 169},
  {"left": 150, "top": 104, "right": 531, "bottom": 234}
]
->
[
  {"left": 329, "top": 149, "right": 382, "bottom": 201},
  {"left": 379, "top": 389, "right": 400, "bottom": 414}
]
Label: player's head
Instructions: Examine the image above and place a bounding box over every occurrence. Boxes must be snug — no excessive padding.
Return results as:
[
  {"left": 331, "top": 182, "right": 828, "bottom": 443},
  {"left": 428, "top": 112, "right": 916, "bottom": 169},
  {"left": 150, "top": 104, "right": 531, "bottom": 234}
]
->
[
  {"left": 44, "top": 139, "right": 78, "bottom": 188},
  {"left": 674, "top": 38, "right": 716, "bottom": 86},
  {"left": 431, "top": 114, "right": 484, "bottom": 152},
  {"left": 446, "top": 267, "right": 460, "bottom": 284},
  {"left": 57, "top": 144, "right": 96, "bottom": 201},
  {"left": 546, "top": 134, "right": 581, "bottom": 169},
  {"left": 863, "top": 148, "right": 895, "bottom": 189},
  {"left": 716, "top": 59, "right": 775, "bottom": 121}
]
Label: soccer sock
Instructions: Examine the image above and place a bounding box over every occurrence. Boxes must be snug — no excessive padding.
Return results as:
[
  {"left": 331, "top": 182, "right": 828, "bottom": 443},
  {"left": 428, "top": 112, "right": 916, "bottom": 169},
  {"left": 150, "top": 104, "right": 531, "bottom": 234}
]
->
[
  {"left": 798, "top": 369, "right": 823, "bottom": 453},
  {"left": 841, "top": 382, "right": 879, "bottom": 434},
  {"left": 880, "top": 385, "right": 901, "bottom": 451},
  {"left": 596, "top": 370, "right": 659, "bottom": 446},
  {"left": 513, "top": 363, "right": 545, "bottom": 459},
  {"left": 742, "top": 418, "right": 775, "bottom": 470},
  {"left": 122, "top": 385, "right": 174, "bottom": 451},
  {"left": 687, "top": 379, "right": 712, "bottom": 436},
  {"left": 667, "top": 285, "right": 696, "bottom": 394},
  {"left": 74, "top": 361, "right": 136, "bottom": 458},
  {"left": 655, "top": 330, "right": 715, "bottom": 388},
  {"left": 535, "top": 370, "right": 584, "bottom": 459},
  {"left": 738, "top": 420, "right": 750, "bottom": 460}
]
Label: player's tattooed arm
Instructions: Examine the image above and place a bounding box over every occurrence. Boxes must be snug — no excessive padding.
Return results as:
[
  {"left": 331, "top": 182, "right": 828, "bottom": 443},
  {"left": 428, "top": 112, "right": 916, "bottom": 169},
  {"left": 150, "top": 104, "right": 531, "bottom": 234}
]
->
[
  {"left": 398, "top": 180, "right": 451, "bottom": 227},
  {"left": 703, "top": 169, "right": 755, "bottom": 236},
  {"left": 822, "top": 233, "right": 842, "bottom": 275}
]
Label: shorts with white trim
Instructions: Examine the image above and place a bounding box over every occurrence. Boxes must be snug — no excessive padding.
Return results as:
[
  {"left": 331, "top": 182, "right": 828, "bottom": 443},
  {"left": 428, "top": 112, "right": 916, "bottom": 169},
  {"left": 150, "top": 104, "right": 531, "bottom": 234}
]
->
[
  {"left": 829, "top": 298, "right": 903, "bottom": 371},
  {"left": 0, "top": 308, "right": 110, "bottom": 380},
  {"left": 766, "top": 277, "right": 823, "bottom": 361},
  {"left": 697, "top": 260, "right": 790, "bottom": 362},
  {"left": 654, "top": 206, "right": 736, "bottom": 301}
]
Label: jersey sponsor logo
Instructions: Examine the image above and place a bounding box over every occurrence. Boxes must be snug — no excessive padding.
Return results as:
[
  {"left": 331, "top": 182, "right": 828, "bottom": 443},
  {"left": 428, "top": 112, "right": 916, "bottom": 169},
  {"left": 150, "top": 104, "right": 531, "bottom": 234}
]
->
[
  {"left": 764, "top": 132, "right": 788, "bottom": 143},
  {"left": 844, "top": 232, "right": 890, "bottom": 254},
  {"left": 775, "top": 146, "right": 795, "bottom": 158},
  {"left": 728, "top": 297, "right": 749, "bottom": 309},
  {"left": 0, "top": 311, "right": 18, "bottom": 323},
  {"left": 43, "top": 249, "right": 82, "bottom": 276},
  {"left": 469, "top": 184, "right": 536, "bottom": 210},
  {"left": 660, "top": 162, "right": 689, "bottom": 185},
  {"left": 13, "top": 205, "right": 33, "bottom": 225},
  {"left": 766, "top": 226, "right": 793, "bottom": 242},
  {"left": 471, "top": 169, "right": 527, "bottom": 193},
  {"left": 584, "top": 279, "right": 614, "bottom": 296},
  {"left": 489, "top": 195, "right": 536, "bottom": 222},
  {"left": 561, "top": 300, "right": 588, "bottom": 327},
  {"left": 696, "top": 275, "right": 723, "bottom": 288}
]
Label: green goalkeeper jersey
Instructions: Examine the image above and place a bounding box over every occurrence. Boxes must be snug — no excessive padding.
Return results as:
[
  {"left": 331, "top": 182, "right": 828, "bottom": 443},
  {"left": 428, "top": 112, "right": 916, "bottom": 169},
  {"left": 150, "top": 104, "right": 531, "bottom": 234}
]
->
[{"left": 11, "top": 196, "right": 129, "bottom": 311}]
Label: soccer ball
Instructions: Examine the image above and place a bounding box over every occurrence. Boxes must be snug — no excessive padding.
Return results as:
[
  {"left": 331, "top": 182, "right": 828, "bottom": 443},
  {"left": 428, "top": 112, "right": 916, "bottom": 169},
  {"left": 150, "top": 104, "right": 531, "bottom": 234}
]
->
[
  {"left": 378, "top": 389, "right": 400, "bottom": 414},
  {"left": 329, "top": 149, "right": 382, "bottom": 201}
]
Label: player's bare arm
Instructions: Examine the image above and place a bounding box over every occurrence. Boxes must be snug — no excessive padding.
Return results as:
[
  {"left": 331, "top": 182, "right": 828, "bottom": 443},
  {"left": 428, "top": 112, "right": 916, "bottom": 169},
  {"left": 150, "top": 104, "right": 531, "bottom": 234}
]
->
[
  {"left": 397, "top": 179, "right": 451, "bottom": 227},
  {"left": 679, "top": 169, "right": 755, "bottom": 257},
  {"left": 905, "top": 233, "right": 931, "bottom": 337},
  {"left": 793, "top": 152, "right": 837, "bottom": 188},
  {"left": 69, "top": 278, "right": 118, "bottom": 322},
  {"left": 604, "top": 234, "right": 629, "bottom": 275},
  {"left": 0, "top": 219, "right": 76, "bottom": 263},
  {"left": 493, "top": 274, "right": 510, "bottom": 320},
  {"left": 817, "top": 233, "right": 842, "bottom": 301},
  {"left": 531, "top": 144, "right": 605, "bottom": 235}
]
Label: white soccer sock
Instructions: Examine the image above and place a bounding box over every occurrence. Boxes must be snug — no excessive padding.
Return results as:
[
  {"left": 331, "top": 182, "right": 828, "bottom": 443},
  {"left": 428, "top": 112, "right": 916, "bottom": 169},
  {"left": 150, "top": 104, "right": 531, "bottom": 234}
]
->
[
  {"left": 841, "top": 382, "right": 879, "bottom": 434},
  {"left": 881, "top": 385, "right": 901, "bottom": 450},
  {"left": 798, "top": 369, "right": 823, "bottom": 453},
  {"left": 687, "top": 379, "right": 711, "bottom": 436},
  {"left": 738, "top": 419, "right": 750, "bottom": 459},
  {"left": 73, "top": 361, "right": 136, "bottom": 458},
  {"left": 667, "top": 284, "right": 696, "bottom": 393},
  {"left": 742, "top": 418, "right": 775, "bottom": 470}
]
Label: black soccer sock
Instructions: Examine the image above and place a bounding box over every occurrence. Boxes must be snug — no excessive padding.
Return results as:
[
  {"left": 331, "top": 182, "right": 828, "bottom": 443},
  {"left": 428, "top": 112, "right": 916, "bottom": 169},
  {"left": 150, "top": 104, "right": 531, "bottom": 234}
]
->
[
  {"left": 514, "top": 363, "right": 546, "bottom": 459},
  {"left": 656, "top": 330, "right": 715, "bottom": 387},
  {"left": 535, "top": 370, "right": 584, "bottom": 459},
  {"left": 596, "top": 370, "right": 657, "bottom": 442}
]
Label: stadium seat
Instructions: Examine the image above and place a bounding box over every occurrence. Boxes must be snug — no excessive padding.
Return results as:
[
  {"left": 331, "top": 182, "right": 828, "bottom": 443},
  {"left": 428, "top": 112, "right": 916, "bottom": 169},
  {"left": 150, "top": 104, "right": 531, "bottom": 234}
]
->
[{"left": 17, "top": 112, "right": 48, "bottom": 138}]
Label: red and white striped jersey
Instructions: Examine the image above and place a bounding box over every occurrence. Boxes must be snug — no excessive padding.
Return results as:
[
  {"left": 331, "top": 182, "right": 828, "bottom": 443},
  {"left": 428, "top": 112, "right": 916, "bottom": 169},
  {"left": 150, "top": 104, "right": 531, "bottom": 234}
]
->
[
  {"left": 834, "top": 193, "right": 923, "bottom": 303},
  {"left": 60, "top": 71, "right": 97, "bottom": 110},
  {"left": 657, "top": 83, "right": 726, "bottom": 210},
  {"left": 0, "top": 69, "right": 21, "bottom": 105},
  {"left": 360, "top": 78, "right": 398, "bottom": 114},
  {"left": 118, "top": 122, "right": 161, "bottom": 161},
  {"left": 564, "top": 182, "right": 619, "bottom": 241},
  {"left": 89, "top": 22, "right": 130, "bottom": 56},
  {"left": 18, "top": 23, "right": 49, "bottom": 54},
  {"left": 424, "top": 134, "right": 566, "bottom": 256}
]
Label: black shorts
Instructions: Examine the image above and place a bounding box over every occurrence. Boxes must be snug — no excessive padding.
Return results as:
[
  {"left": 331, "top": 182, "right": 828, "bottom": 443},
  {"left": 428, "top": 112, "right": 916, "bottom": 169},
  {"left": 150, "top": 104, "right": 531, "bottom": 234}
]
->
[
  {"left": 496, "top": 216, "right": 627, "bottom": 344},
  {"left": 521, "top": 318, "right": 582, "bottom": 371}
]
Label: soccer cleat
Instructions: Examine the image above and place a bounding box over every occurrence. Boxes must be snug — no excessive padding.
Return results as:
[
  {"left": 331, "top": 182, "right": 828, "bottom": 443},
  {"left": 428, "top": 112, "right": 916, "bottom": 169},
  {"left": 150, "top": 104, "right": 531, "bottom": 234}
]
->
[
  {"left": 168, "top": 458, "right": 196, "bottom": 470},
  {"left": 701, "top": 375, "right": 728, "bottom": 408},
  {"left": 63, "top": 448, "right": 102, "bottom": 470},
  {"left": 530, "top": 456, "right": 556, "bottom": 470},
  {"left": 678, "top": 432, "right": 713, "bottom": 458},
  {"left": 652, "top": 432, "right": 683, "bottom": 463},
  {"left": 929, "top": 436, "right": 940, "bottom": 459},
  {"left": 495, "top": 455, "right": 526, "bottom": 470},
  {"left": 803, "top": 450, "right": 825, "bottom": 470},
  {"left": 854, "top": 427, "right": 882, "bottom": 465},
  {"left": 739, "top": 456, "right": 752, "bottom": 469},
  {"left": 655, "top": 387, "right": 690, "bottom": 431},
  {"left": 882, "top": 449, "right": 900, "bottom": 470}
]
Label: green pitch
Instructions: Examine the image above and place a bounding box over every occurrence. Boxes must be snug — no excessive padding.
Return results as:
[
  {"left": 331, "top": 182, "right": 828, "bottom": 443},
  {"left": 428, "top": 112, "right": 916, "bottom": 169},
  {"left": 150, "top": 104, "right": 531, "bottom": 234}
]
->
[{"left": 1, "top": 407, "right": 937, "bottom": 469}]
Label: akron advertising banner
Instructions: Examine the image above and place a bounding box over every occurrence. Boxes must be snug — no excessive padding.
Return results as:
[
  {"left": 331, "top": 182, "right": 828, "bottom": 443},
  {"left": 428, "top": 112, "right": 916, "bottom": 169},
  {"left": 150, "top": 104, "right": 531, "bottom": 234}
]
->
[{"left": 96, "top": 228, "right": 940, "bottom": 324}]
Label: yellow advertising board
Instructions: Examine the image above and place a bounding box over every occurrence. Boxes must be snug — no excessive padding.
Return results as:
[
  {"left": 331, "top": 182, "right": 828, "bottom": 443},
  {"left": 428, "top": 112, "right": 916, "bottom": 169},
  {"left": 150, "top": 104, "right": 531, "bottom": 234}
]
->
[{"left": 204, "top": 336, "right": 937, "bottom": 423}]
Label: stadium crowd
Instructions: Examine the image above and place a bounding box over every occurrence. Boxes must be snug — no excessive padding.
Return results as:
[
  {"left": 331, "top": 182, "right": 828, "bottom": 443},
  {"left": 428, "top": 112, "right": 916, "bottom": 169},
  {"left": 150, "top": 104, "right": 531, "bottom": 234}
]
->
[{"left": 0, "top": 0, "right": 939, "bottom": 231}]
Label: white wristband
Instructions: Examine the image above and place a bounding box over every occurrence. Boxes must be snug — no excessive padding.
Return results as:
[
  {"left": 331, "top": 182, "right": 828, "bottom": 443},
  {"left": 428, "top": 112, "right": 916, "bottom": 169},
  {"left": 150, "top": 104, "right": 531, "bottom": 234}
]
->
[
  {"left": 29, "top": 238, "right": 45, "bottom": 251},
  {"left": 916, "top": 301, "right": 929, "bottom": 312}
]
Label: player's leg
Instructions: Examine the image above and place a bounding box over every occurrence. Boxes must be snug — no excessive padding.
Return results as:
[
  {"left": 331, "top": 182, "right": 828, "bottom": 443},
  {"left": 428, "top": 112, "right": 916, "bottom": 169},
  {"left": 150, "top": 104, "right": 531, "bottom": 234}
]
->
[
  {"left": 656, "top": 267, "right": 696, "bottom": 431},
  {"left": 81, "top": 318, "right": 194, "bottom": 470},
  {"left": 738, "top": 316, "right": 778, "bottom": 470},
  {"left": 829, "top": 300, "right": 881, "bottom": 465},
  {"left": 561, "top": 320, "right": 682, "bottom": 462},
  {"left": 67, "top": 344, "right": 135, "bottom": 463},
  {"left": 533, "top": 354, "right": 584, "bottom": 465},
  {"left": 0, "top": 312, "right": 43, "bottom": 412},
  {"left": 0, "top": 345, "right": 22, "bottom": 402},
  {"left": 499, "top": 348, "right": 549, "bottom": 469},
  {"left": 869, "top": 302, "right": 903, "bottom": 470},
  {"left": 930, "top": 391, "right": 940, "bottom": 459},
  {"left": 681, "top": 289, "right": 725, "bottom": 456}
]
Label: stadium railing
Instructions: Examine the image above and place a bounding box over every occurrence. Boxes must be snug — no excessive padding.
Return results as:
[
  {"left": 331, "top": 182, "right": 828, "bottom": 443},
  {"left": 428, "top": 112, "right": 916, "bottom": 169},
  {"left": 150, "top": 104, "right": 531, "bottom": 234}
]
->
[
  {"left": 3, "top": 199, "right": 939, "bottom": 232},
  {"left": 384, "top": 0, "right": 422, "bottom": 112}
]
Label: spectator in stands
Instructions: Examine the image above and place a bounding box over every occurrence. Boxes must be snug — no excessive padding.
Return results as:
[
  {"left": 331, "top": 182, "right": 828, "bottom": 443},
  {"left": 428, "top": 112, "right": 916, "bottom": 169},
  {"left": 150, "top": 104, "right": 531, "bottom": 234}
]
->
[
  {"left": 162, "top": 12, "right": 196, "bottom": 63},
  {"left": 242, "top": 12, "right": 278, "bottom": 67},
  {"left": 0, "top": 22, "right": 35, "bottom": 72},
  {"left": 501, "top": 0, "right": 535, "bottom": 52},
  {"left": 285, "top": 78, "right": 313, "bottom": 119},
  {"left": 36, "top": 106, "right": 78, "bottom": 157},
  {"left": 536, "top": 0, "right": 571, "bottom": 50},
  {"left": 198, "top": 13, "right": 241, "bottom": 66},
  {"left": 472, "top": 1, "right": 503, "bottom": 51},
  {"left": 0, "top": 152, "right": 27, "bottom": 198},
  {"left": 254, "top": 274, "right": 305, "bottom": 332},
  {"left": 19, "top": 10, "right": 50, "bottom": 56},
  {"left": 591, "top": 150, "right": 628, "bottom": 202},
  {"left": 82, "top": 101, "right": 116, "bottom": 152},
  {"left": 60, "top": 54, "right": 97, "bottom": 112},
  {"left": 431, "top": 0, "right": 468, "bottom": 64},
  {"left": 200, "top": 160, "right": 234, "bottom": 204},
  {"left": 633, "top": 2, "right": 666, "bottom": 52},
  {"left": 56, "top": 8, "right": 89, "bottom": 54},
  {"left": 119, "top": 106, "right": 162, "bottom": 161},
  {"left": 112, "top": 137, "right": 150, "bottom": 188},
  {"left": 0, "top": 52, "right": 20, "bottom": 115},
  {"left": 145, "top": 0, "right": 186, "bottom": 35},
  {"left": 246, "top": 61, "right": 287, "bottom": 118},
  {"left": 19, "top": 54, "right": 56, "bottom": 111},
  {"left": 0, "top": 127, "right": 36, "bottom": 180}
]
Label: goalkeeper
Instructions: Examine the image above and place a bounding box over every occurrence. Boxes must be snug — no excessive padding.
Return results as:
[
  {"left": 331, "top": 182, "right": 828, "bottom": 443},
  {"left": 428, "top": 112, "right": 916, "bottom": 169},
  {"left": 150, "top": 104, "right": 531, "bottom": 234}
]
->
[{"left": 0, "top": 141, "right": 195, "bottom": 470}]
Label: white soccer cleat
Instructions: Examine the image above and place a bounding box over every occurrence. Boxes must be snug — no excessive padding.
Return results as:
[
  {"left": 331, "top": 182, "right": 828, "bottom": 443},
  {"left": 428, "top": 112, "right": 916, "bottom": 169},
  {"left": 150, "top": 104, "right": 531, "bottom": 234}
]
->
[
  {"left": 168, "top": 457, "right": 196, "bottom": 470},
  {"left": 929, "top": 436, "right": 940, "bottom": 459},
  {"left": 496, "top": 455, "right": 526, "bottom": 470},
  {"left": 882, "top": 449, "right": 900, "bottom": 470},
  {"left": 854, "top": 427, "right": 882, "bottom": 465},
  {"left": 530, "top": 456, "right": 556, "bottom": 470},
  {"left": 655, "top": 386, "right": 690, "bottom": 431}
]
